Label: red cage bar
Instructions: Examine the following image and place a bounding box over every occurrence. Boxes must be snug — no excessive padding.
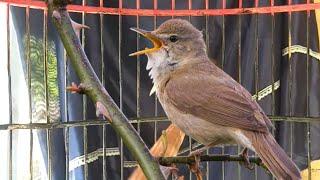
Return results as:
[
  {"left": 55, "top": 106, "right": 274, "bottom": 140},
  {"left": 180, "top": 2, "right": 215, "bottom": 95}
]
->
[{"left": 2, "top": 0, "right": 320, "bottom": 16}]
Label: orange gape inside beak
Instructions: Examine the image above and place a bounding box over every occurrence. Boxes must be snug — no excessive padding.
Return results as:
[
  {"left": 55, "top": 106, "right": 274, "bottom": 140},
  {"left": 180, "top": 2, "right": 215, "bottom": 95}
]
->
[{"left": 129, "top": 28, "right": 162, "bottom": 56}]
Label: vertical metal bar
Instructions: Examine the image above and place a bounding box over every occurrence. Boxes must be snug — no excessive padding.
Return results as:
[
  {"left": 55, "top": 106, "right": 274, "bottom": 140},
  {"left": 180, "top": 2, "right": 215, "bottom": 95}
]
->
[
  {"left": 221, "top": 0, "right": 226, "bottom": 179},
  {"left": 205, "top": 1, "right": 209, "bottom": 51},
  {"left": 270, "top": 0, "right": 276, "bottom": 129},
  {"left": 188, "top": 0, "right": 192, "bottom": 22},
  {"left": 118, "top": 1, "right": 124, "bottom": 179},
  {"left": 221, "top": 0, "right": 225, "bottom": 69},
  {"left": 171, "top": 0, "right": 175, "bottom": 13},
  {"left": 237, "top": 0, "right": 242, "bottom": 179},
  {"left": 238, "top": 0, "right": 242, "bottom": 85},
  {"left": 43, "top": 8, "right": 52, "bottom": 180},
  {"left": 254, "top": 1, "right": 259, "bottom": 180},
  {"left": 152, "top": 1, "right": 157, "bottom": 143},
  {"left": 187, "top": 1, "right": 193, "bottom": 179},
  {"left": 154, "top": 0, "right": 159, "bottom": 144},
  {"left": 306, "top": 1, "right": 311, "bottom": 179},
  {"left": 151, "top": 0, "right": 158, "bottom": 153},
  {"left": 204, "top": 3, "right": 209, "bottom": 178},
  {"left": 26, "top": 5, "right": 33, "bottom": 180},
  {"left": 99, "top": 0, "right": 107, "bottom": 179},
  {"left": 6, "top": 4, "right": 13, "bottom": 180},
  {"left": 189, "top": 140, "right": 192, "bottom": 180},
  {"left": 136, "top": 0, "right": 141, "bottom": 134},
  {"left": 254, "top": 2, "right": 259, "bottom": 93},
  {"left": 287, "top": 0, "right": 293, "bottom": 160},
  {"left": 63, "top": 48, "right": 70, "bottom": 180},
  {"left": 80, "top": 0, "right": 88, "bottom": 179},
  {"left": 270, "top": 1, "right": 276, "bottom": 178}
]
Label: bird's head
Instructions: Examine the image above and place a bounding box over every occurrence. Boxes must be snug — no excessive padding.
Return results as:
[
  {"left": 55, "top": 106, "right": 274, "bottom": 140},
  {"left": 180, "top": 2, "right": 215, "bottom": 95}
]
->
[{"left": 130, "top": 19, "right": 207, "bottom": 64}]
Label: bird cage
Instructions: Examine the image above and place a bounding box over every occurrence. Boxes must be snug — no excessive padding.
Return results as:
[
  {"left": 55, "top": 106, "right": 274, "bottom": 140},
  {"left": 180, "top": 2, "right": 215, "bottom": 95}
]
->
[{"left": 0, "top": 0, "right": 320, "bottom": 179}]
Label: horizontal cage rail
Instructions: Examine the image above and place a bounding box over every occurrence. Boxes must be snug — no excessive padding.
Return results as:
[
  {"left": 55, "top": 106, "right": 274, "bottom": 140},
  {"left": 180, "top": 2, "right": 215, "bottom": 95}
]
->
[
  {"left": 1, "top": 0, "right": 320, "bottom": 16},
  {"left": 0, "top": 116, "right": 319, "bottom": 130}
]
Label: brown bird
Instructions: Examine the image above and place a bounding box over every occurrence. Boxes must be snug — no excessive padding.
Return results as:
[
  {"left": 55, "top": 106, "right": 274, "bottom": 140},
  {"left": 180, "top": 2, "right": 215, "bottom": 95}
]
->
[{"left": 130, "top": 19, "right": 301, "bottom": 180}]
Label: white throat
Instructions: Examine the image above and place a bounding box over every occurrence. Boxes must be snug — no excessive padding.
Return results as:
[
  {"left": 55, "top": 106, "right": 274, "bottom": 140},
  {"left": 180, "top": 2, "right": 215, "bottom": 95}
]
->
[{"left": 146, "top": 48, "right": 176, "bottom": 95}]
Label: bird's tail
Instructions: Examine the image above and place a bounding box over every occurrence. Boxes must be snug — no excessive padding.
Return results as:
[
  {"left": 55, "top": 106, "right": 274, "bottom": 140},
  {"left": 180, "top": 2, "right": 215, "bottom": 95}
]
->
[{"left": 249, "top": 132, "right": 301, "bottom": 180}]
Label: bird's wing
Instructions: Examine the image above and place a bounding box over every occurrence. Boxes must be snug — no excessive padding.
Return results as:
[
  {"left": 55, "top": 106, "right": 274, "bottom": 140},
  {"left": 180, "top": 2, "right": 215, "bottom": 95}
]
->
[{"left": 164, "top": 63, "right": 272, "bottom": 133}]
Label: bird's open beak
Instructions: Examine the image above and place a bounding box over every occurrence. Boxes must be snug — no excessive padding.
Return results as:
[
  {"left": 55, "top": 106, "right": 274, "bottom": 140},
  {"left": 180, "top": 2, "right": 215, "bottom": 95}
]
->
[{"left": 129, "top": 27, "right": 162, "bottom": 56}]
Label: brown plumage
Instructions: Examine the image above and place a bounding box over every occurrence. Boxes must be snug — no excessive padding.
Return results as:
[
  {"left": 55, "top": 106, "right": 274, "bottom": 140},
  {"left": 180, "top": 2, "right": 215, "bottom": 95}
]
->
[{"left": 130, "top": 19, "right": 301, "bottom": 180}]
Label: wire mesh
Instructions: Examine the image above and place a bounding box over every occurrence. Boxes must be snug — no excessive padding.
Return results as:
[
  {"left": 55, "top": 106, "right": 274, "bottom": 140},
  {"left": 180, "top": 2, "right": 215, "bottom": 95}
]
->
[{"left": 1, "top": 0, "right": 320, "bottom": 179}]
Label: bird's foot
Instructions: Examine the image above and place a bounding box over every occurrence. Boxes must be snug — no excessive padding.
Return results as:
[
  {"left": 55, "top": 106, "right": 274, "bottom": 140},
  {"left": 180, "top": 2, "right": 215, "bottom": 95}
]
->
[
  {"left": 188, "top": 153, "right": 203, "bottom": 180},
  {"left": 188, "top": 145, "right": 212, "bottom": 180},
  {"left": 239, "top": 148, "right": 254, "bottom": 170}
]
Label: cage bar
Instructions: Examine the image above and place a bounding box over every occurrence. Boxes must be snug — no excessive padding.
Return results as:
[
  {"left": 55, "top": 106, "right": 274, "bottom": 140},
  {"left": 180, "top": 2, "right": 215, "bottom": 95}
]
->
[
  {"left": 237, "top": 0, "right": 243, "bottom": 179},
  {"left": 1, "top": 115, "right": 320, "bottom": 131},
  {"left": 99, "top": 0, "right": 107, "bottom": 179},
  {"left": 43, "top": 7, "right": 52, "bottom": 180},
  {"left": 63, "top": 47, "right": 70, "bottom": 180},
  {"left": 136, "top": 0, "right": 141, "bottom": 135},
  {"left": 26, "top": 5, "right": 34, "bottom": 180},
  {"left": 306, "top": 1, "right": 312, "bottom": 180},
  {"left": 6, "top": 3, "right": 13, "bottom": 180},
  {"left": 2, "top": 0, "right": 320, "bottom": 16},
  {"left": 118, "top": 1, "right": 124, "bottom": 178},
  {"left": 80, "top": 0, "right": 89, "bottom": 179},
  {"left": 270, "top": 1, "right": 276, "bottom": 179},
  {"left": 154, "top": 0, "right": 158, "bottom": 147},
  {"left": 221, "top": 1, "right": 226, "bottom": 178}
]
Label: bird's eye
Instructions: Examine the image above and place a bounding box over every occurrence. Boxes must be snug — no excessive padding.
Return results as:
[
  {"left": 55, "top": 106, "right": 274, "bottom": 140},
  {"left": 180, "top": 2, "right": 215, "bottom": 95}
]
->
[{"left": 169, "top": 35, "right": 178, "bottom": 42}]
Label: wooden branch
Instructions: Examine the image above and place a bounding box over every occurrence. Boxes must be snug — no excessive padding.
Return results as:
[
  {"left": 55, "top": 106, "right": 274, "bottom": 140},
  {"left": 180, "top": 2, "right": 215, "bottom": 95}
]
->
[
  {"left": 158, "top": 154, "right": 264, "bottom": 167},
  {"left": 46, "top": 2, "right": 164, "bottom": 179},
  {"left": 129, "top": 124, "right": 185, "bottom": 180}
]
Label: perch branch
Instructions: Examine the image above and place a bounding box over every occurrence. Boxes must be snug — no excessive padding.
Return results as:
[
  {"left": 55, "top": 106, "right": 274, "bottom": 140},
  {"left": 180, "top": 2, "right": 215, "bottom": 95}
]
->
[
  {"left": 158, "top": 155, "right": 264, "bottom": 168},
  {"left": 46, "top": 1, "right": 164, "bottom": 179}
]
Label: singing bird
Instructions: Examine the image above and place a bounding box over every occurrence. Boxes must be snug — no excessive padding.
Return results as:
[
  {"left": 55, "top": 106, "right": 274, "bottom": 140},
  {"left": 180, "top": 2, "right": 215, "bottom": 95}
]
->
[{"left": 130, "top": 19, "right": 301, "bottom": 180}]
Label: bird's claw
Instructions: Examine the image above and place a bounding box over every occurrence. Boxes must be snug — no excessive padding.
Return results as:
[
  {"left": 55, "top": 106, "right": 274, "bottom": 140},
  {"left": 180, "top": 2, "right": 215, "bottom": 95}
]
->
[
  {"left": 187, "top": 145, "right": 210, "bottom": 180},
  {"left": 239, "top": 148, "right": 254, "bottom": 170},
  {"left": 66, "top": 82, "right": 85, "bottom": 94},
  {"left": 188, "top": 153, "right": 203, "bottom": 180}
]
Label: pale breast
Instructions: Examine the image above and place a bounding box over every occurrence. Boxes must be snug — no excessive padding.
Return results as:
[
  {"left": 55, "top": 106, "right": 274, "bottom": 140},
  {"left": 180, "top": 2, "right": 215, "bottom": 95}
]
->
[
  {"left": 158, "top": 94, "right": 234, "bottom": 146},
  {"left": 157, "top": 92, "right": 255, "bottom": 151}
]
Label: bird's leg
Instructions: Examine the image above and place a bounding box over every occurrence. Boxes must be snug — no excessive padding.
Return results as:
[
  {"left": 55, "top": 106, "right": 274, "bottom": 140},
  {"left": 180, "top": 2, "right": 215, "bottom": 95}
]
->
[
  {"left": 159, "top": 131, "right": 185, "bottom": 179},
  {"left": 66, "top": 82, "right": 85, "bottom": 94},
  {"left": 188, "top": 155, "right": 202, "bottom": 180},
  {"left": 188, "top": 146, "right": 209, "bottom": 180},
  {"left": 239, "top": 148, "right": 254, "bottom": 170}
]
